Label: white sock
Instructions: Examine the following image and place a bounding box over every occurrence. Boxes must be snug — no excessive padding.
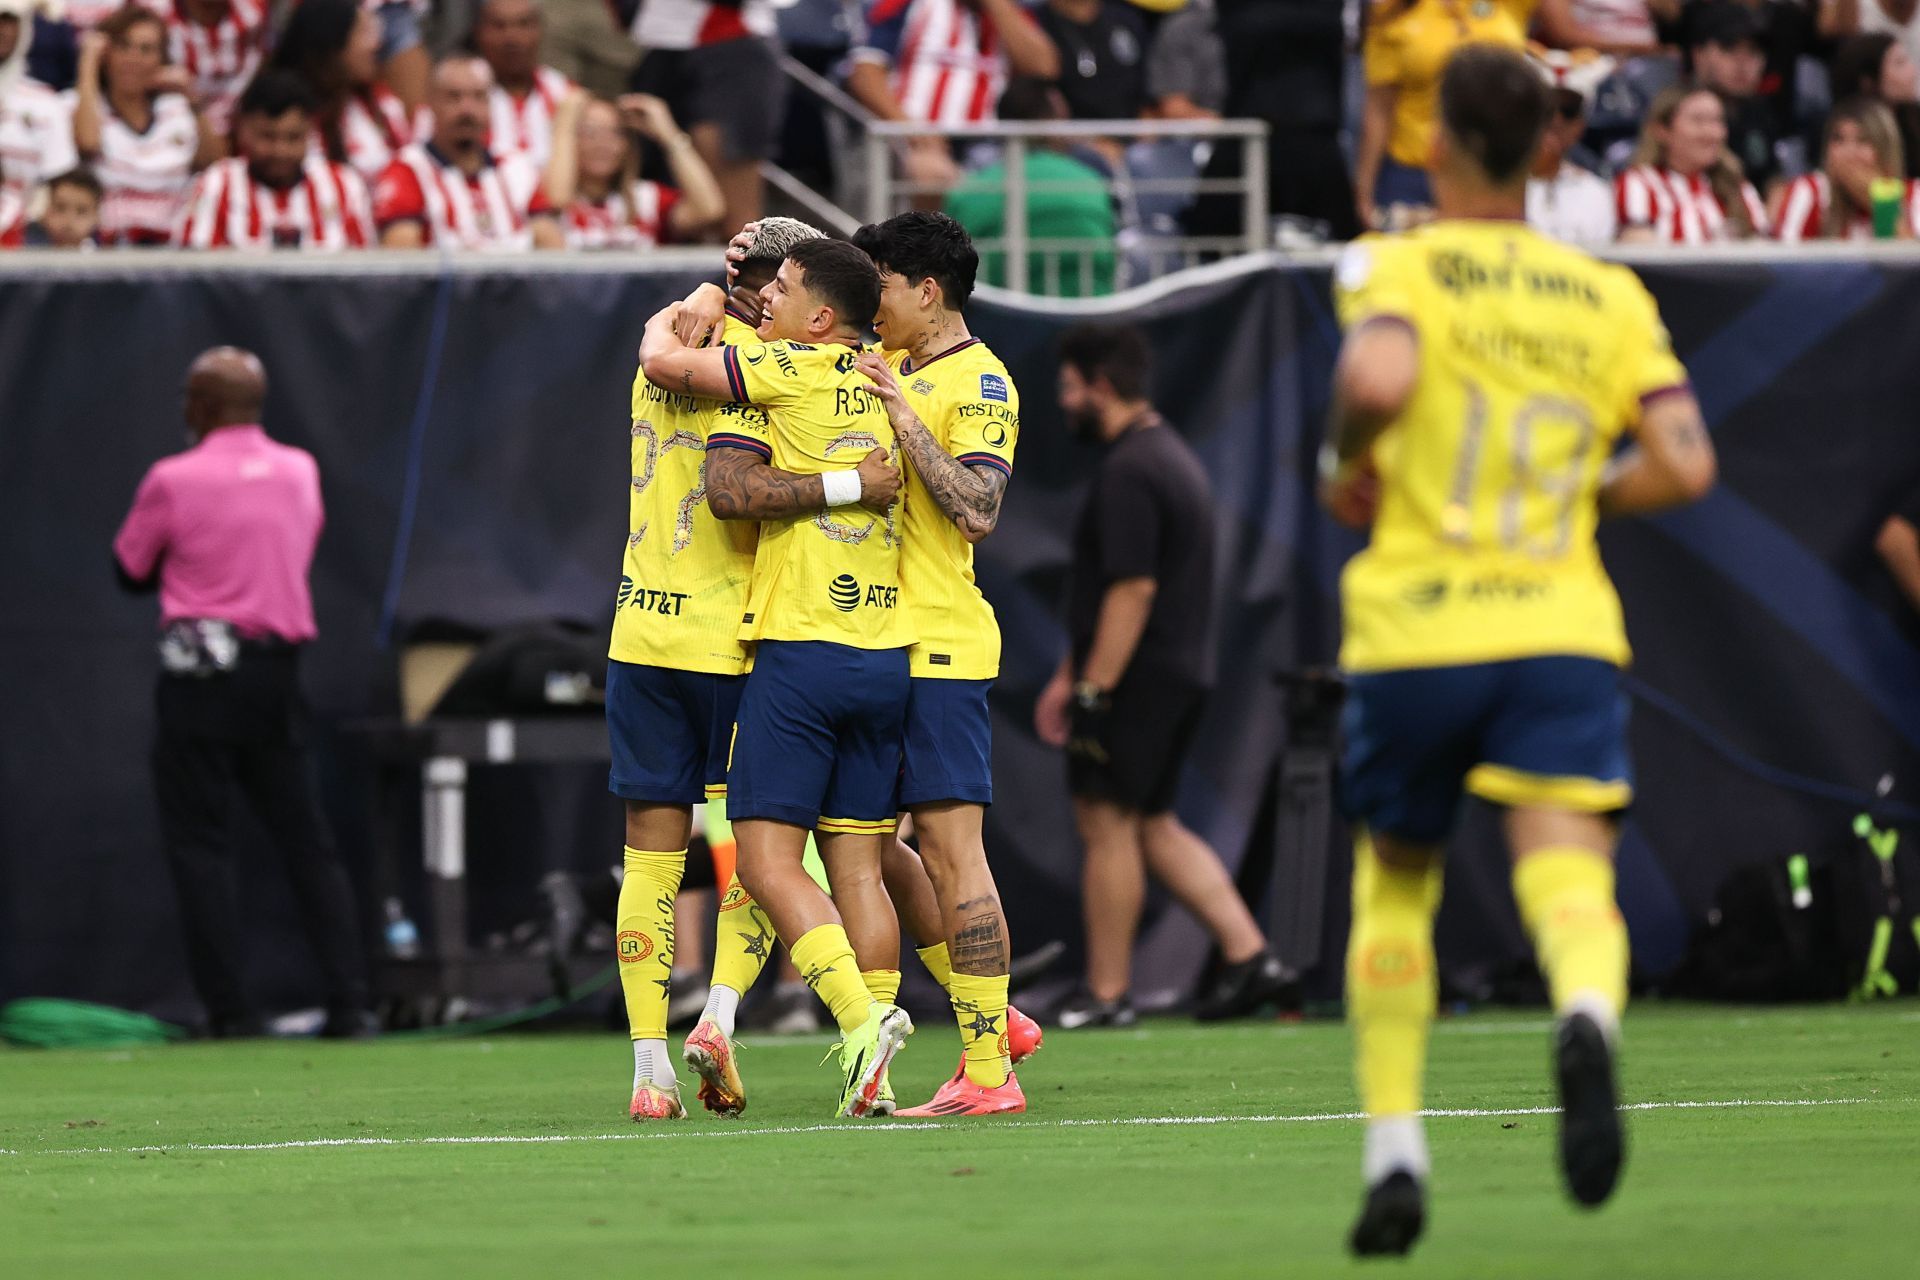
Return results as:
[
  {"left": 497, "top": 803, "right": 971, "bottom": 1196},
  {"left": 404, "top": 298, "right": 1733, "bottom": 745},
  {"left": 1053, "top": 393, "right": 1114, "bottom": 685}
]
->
[
  {"left": 1564, "top": 991, "right": 1622, "bottom": 1046},
  {"left": 702, "top": 985, "right": 742, "bottom": 1038},
  {"left": 1363, "top": 1115, "right": 1430, "bottom": 1185},
  {"left": 632, "top": 1038, "right": 675, "bottom": 1089}
]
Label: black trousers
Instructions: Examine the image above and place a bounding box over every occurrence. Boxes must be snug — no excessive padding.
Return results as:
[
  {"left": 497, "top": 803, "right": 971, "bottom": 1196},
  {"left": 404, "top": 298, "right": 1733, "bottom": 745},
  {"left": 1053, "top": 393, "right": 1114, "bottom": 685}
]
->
[{"left": 152, "top": 648, "right": 368, "bottom": 1028}]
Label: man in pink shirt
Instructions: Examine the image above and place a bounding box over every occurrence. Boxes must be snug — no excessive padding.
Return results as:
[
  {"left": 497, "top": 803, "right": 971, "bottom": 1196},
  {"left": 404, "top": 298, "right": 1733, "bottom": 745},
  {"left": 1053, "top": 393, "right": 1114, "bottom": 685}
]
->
[{"left": 114, "top": 346, "right": 373, "bottom": 1039}]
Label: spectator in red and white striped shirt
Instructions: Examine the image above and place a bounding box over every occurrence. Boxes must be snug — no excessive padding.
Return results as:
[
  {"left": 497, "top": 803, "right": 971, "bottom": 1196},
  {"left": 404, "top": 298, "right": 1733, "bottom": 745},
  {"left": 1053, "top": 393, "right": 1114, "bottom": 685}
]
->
[
  {"left": 2, "top": 0, "right": 80, "bottom": 209},
  {"left": 1774, "top": 96, "right": 1920, "bottom": 240},
  {"left": 69, "top": 6, "right": 218, "bottom": 244},
  {"left": 472, "top": 0, "right": 573, "bottom": 172},
  {"left": 846, "top": 0, "right": 1060, "bottom": 200},
  {"left": 174, "top": 69, "right": 374, "bottom": 248},
  {"left": 149, "top": 0, "right": 266, "bottom": 142},
  {"left": 0, "top": 174, "right": 21, "bottom": 244},
  {"left": 545, "top": 89, "right": 721, "bottom": 249},
  {"left": 1615, "top": 82, "right": 1769, "bottom": 243},
  {"left": 272, "top": 0, "right": 422, "bottom": 184},
  {"left": 373, "top": 53, "right": 562, "bottom": 249}
]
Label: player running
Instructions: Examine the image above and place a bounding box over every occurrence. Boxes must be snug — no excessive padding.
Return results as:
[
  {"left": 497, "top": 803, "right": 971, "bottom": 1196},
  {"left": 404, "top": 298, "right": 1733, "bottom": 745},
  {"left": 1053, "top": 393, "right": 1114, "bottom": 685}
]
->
[
  {"left": 1319, "top": 45, "right": 1717, "bottom": 1256},
  {"left": 640, "top": 238, "right": 918, "bottom": 1118},
  {"left": 609, "top": 217, "right": 899, "bottom": 1122},
  {"left": 851, "top": 211, "right": 1033, "bottom": 1116}
]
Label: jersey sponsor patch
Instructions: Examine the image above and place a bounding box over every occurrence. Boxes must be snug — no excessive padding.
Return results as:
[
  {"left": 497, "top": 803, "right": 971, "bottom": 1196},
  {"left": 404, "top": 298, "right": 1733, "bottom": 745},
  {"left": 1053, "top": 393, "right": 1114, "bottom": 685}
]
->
[{"left": 979, "top": 372, "right": 1009, "bottom": 403}]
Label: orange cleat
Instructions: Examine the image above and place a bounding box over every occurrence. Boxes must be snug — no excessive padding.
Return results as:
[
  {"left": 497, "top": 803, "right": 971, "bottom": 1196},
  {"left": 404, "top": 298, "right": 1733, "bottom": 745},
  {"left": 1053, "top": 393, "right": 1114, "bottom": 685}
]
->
[
  {"left": 1007, "top": 1004, "right": 1042, "bottom": 1066},
  {"left": 683, "top": 1020, "right": 747, "bottom": 1117},
  {"left": 629, "top": 1081, "right": 687, "bottom": 1121},
  {"left": 897, "top": 1070, "right": 1027, "bottom": 1118}
]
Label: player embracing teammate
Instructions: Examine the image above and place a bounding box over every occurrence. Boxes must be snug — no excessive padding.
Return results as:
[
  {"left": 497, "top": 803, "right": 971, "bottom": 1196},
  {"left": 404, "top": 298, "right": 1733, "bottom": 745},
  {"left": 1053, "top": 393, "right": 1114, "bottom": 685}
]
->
[
  {"left": 621, "top": 211, "right": 1038, "bottom": 1119},
  {"left": 1321, "top": 45, "right": 1717, "bottom": 1255}
]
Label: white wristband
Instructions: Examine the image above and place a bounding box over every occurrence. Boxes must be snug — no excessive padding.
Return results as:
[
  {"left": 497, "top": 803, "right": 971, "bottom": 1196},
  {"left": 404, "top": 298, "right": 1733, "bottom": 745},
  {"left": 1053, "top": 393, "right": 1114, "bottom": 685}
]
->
[{"left": 821, "top": 469, "right": 863, "bottom": 508}]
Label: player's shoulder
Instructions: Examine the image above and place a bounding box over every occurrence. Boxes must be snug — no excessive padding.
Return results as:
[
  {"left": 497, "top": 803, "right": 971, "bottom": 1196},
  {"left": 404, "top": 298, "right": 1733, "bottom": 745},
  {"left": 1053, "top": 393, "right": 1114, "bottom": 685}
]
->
[
  {"left": 720, "top": 313, "right": 761, "bottom": 347},
  {"left": 1334, "top": 230, "right": 1422, "bottom": 295}
]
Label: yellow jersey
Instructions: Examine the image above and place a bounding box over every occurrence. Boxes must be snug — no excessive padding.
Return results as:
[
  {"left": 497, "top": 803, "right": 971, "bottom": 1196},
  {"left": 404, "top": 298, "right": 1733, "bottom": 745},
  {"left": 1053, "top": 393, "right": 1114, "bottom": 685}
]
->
[
  {"left": 608, "top": 310, "right": 764, "bottom": 674},
  {"left": 1364, "top": 0, "right": 1534, "bottom": 169},
  {"left": 718, "top": 338, "right": 916, "bottom": 651},
  {"left": 889, "top": 339, "right": 1018, "bottom": 680},
  {"left": 1333, "top": 219, "right": 1688, "bottom": 673}
]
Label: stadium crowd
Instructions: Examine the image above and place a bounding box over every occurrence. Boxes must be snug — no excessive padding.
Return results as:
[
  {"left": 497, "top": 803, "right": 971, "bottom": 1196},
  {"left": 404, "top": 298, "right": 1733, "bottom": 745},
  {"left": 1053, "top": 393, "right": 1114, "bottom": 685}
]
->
[{"left": 2, "top": 0, "right": 1917, "bottom": 258}]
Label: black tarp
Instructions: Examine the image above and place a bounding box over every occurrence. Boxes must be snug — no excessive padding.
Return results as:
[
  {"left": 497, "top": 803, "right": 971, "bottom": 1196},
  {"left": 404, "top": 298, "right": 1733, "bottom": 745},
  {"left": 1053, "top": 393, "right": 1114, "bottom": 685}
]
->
[{"left": 5, "top": 251, "right": 1920, "bottom": 1020}]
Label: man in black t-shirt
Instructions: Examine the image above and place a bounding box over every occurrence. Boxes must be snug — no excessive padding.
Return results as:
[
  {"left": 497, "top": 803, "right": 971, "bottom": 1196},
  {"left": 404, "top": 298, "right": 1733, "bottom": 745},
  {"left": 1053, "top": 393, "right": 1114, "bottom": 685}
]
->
[
  {"left": 1683, "top": 2, "right": 1796, "bottom": 192},
  {"left": 1036, "top": 0, "right": 1150, "bottom": 121},
  {"left": 1034, "top": 323, "right": 1298, "bottom": 1029}
]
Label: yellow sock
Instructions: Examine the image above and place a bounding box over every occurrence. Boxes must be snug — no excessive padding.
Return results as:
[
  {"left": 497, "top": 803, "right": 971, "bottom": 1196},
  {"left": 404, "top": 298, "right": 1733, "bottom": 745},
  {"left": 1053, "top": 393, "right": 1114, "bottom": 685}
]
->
[
  {"left": 916, "top": 942, "right": 954, "bottom": 992},
  {"left": 951, "top": 972, "right": 1011, "bottom": 1088},
  {"left": 710, "top": 874, "right": 776, "bottom": 998},
  {"left": 862, "top": 969, "right": 902, "bottom": 1005},
  {"left": 1346, "top": 834, "right": 1442, "bottom": 1118},
  {"left": 1513, "top": 847, "right": 1629, "bottom": 1022},
  {"left": 790, "top": 924, "right": 874, "bottom": 1036},
  {"left": 617, "top": 847, "right": 685, "bottom": 1041}
]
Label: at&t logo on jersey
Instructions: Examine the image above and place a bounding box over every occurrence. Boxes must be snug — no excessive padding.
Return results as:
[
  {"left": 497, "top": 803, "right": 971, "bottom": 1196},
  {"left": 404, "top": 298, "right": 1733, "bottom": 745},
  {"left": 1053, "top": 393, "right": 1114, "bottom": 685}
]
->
[
  {"left": 827, "top": 574, "right": 898, "bottom": 613},
  {"left": 979, "top": 373, "right": 1009, "bottom": 403},
  {"left": 829, "top": 574, "right": 861, "bottom": 612}
]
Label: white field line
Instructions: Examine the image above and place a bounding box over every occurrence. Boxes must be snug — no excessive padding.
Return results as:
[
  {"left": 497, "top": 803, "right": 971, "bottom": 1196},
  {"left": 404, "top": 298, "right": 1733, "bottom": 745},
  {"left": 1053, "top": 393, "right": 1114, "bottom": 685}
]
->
[{"left": 0, "top": 1097, "right": 1882, "bottom": 1159}]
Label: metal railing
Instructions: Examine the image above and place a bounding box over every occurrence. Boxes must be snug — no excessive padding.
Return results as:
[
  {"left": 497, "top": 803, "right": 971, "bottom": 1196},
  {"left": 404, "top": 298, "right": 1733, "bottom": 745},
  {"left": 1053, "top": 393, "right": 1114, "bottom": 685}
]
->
[{"left": 776, "top": 56, "right": 1271, "bottom": 296}]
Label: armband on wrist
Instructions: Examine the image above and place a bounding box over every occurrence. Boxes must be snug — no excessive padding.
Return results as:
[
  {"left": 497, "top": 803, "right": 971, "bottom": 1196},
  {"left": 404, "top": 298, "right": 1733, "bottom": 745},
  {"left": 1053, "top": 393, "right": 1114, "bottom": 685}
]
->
[{"left": 821, "top": 469, "right": 863, "bottom": 508}]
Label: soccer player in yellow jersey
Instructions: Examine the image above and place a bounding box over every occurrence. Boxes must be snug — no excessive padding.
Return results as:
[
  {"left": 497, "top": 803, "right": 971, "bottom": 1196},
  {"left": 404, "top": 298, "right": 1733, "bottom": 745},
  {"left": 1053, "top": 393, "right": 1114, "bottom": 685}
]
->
[
  {"left": 640, "top": 237, "right": 918, "bottom": 1117},
  {"left": 608, "top": 218, "right": 901, "bottom": 1122},
  {"left": 841, "top": 210, "right": 1038, "bottom": 1116},
  {"left": 1320, "top": 46, "right": 1717, "bottom": 1255}
]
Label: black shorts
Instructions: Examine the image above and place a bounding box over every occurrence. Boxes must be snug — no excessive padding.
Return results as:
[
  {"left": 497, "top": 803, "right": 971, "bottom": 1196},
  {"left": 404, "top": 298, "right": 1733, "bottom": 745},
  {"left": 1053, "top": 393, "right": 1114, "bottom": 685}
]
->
[
  {"left": 631, "top": 38, "right": 786, "bottom": 163},
  {"left": 1067, "top": 676, "right": 1207, "bottom": 816}
]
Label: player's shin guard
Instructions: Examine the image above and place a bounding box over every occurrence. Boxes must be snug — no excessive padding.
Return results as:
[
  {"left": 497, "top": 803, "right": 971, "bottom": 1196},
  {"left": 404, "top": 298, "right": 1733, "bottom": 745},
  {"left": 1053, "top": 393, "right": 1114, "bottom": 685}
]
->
[
  {"left": 951, "top": 972, "right": 1012, "bottom": 1088},
  {"left": 618, "top": 846, "right": 686, "bottom": 1042},
  {"left": 1346, "top": 834, "right": 1442, "bottom": 1122},
  {"left": 791, "top": 924, "right": 876, "bottom": 1036},
  {"left": 916, "top": 941, "right": 955, "bottom": 992},
  {"left": 707, "top": 873, "right": 775, "bottom": 1027},
  {"left": 1513, "top": 847, "right": 1628, "bottom": 1029}
]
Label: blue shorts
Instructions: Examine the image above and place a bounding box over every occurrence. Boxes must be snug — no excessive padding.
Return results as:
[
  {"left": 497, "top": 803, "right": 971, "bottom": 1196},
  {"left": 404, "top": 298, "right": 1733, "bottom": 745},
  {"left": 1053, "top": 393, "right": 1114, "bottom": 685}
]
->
[
  {"left": 1340, "top": 656, "right": 1632, "bottom": 845},
  {"left": 606, "top": 660, "right": 744, "bottom": 805},
  {"left": 899, "top": 677, "right": 994, "bottom": 808},
  {"left": 727, "top": 640, "right": 910, "bottom": 832}
]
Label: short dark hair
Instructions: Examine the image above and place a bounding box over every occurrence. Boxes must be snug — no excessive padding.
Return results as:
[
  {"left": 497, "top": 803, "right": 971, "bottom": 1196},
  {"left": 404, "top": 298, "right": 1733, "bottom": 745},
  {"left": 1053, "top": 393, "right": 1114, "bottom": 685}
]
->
[
  {"left": 47, "top": 168, "right": 104, "bottom": 203},
  {"left": 998, "top": 77, "right": 1061, "bottom": 123},
  {"left": 1832, "top": 33, "right": 1898, "bottom": 98},
  {"left": 1438, "top": 45, "right": 1550, "bottom": 185},
  {"left": 239, "top": 69, "right": 318, "bottom": 120},
  {"left": 786, "top": 238, "right": 881, "bottom": 332},
  {"left": 1058, "top": 324, "right": 1151, "bottom": 402},
  {"left": 852, "top": 211, "right": 979, "bottom": 309}
]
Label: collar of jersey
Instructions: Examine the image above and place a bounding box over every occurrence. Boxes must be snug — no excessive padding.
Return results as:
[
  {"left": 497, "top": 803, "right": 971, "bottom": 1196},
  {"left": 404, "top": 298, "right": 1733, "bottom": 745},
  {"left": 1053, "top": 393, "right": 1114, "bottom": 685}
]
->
[{"left": 902, "top": 336, "right": 981, "bottom": 375}]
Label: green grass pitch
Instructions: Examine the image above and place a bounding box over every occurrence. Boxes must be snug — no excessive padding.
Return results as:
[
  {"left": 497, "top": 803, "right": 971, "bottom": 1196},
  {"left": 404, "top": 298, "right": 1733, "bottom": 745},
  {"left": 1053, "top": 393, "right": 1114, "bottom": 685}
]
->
[{"left": 4, "top": 1003, "right": 1916, "bottom": 1278}]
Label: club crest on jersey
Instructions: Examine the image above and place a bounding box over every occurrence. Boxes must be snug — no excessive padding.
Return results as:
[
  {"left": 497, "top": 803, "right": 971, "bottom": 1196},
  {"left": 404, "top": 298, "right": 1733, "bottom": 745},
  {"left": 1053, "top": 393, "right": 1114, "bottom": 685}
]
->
[
  {"left": 979, "top": 373, "right": 1009, "bottom": 403},
  {"left": 911, "top": 378, "right": 935, "bottom": 396}
]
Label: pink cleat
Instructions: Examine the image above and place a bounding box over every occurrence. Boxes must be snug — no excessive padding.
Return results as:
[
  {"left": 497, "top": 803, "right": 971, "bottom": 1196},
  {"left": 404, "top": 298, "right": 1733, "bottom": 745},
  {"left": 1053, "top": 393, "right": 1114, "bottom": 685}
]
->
[
  {"left": 629, "top": 1082, "right": 687, "bottom": 1121},
  {"left": 1007, "top": 1004, "right": 1043, "bottom": 1066},
  {"left": 897, "top": 1070, "right": 1027, "bottom": 1117}
]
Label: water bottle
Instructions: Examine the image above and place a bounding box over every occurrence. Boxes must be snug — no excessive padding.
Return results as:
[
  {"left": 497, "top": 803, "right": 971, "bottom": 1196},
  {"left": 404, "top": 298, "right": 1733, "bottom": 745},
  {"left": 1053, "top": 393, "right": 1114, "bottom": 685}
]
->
[{"left": 384, "top": 896, "right": 421, "bottom": 960}]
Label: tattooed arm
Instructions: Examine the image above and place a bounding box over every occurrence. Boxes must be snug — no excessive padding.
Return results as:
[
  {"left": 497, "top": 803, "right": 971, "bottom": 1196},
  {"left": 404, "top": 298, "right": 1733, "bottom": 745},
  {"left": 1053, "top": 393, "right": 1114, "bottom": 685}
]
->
[
  {"left": 638, "top": 304, "right": 737, "bottom": 399},
  {"left": 856, "top": 353, "right": 1008, "bottom": 543},
  {"left": 705, "top": 446, "right": 903, "bottom": 521},
  {"left": 1598, "top": 390, "right": 1717, "bottom": 517}
]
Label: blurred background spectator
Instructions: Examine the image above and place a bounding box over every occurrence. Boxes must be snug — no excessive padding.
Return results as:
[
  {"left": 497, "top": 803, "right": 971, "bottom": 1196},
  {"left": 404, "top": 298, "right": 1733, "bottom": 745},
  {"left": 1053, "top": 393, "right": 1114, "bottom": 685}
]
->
[
  {"left": 1830, "top": 32, "right": 1920, "bottom": 175},
  {"left": 173, "top": 68, "right": 374, "bottom": 248},
  {"left": 1037, "top": 0, "right": 1149, "bottom": 123},
  {"left": 544, "top": 88, "right": 722, "bottom": 248},
  {"left": 0, "top": 160, "right": 18, "bottom": 238},
  {"left": 628, "top": 0, "right": 783, "bottom": 236},
  {"left": 1773, "top": 94, "right": 1916, "bottom": 235},
  {"left": 945, "top": 76, "right": 1114, "bottom": 295},
  {"left": 21, "top": 163, "right": 99, "bottom": 243},
  {"left": 272, "top": 0, "right": 420, "bottom": 183},
  {"left": 846, "top": 0, "right": 1061, "bottom": 198},
  {"left": 1528, "top": 46, "right": 1619, "bottom": 244},
  {"left": 1357, "top": 0, "right": 1532, "bottom": 228},
  {"left": 70, "top": 5, "right": 218, "bottom": 245},
  {"left": 1684, "top": 1, "right": 1787, "bottom": 194},
  {"left": 1617, "top": 81, "right": 1770, "bottom": 240},
  {"left": 373, "top": 52, "right": 562, "bottom": 247},
  {"left": 1535, "top": 0, "right": 1670, "bottom": 56},
  {"left": 1, "top": 0, "right": 78, "bottom": 207},
  {"left": 472, "top": 0, "right": 572, "bottom": 171},
  {"left": 155, "top": 0, "right": 267, "bottom": 141},
  {"left": 539, "top": 0, "right": 638, "bottom": 98},
  {"left": 1144, "top": 0, "right": 1222, "bottom": 119},
  {"left": 1822, "top": 0, "right": 1920, "bottom": 83}
]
